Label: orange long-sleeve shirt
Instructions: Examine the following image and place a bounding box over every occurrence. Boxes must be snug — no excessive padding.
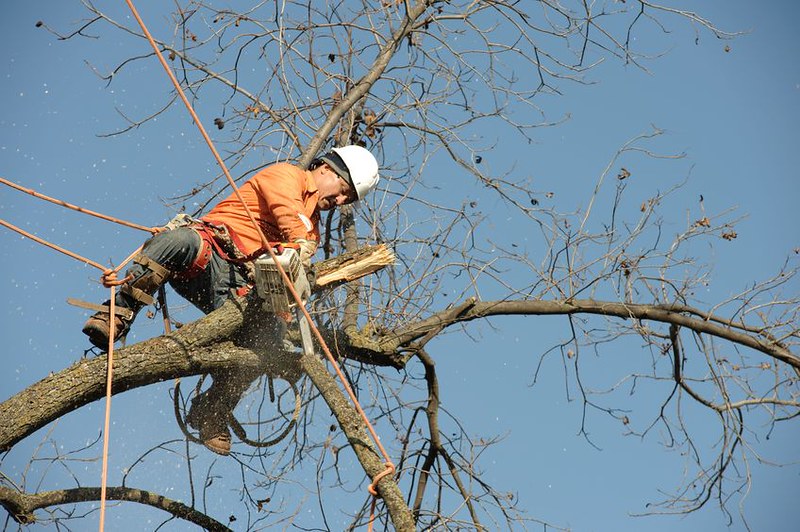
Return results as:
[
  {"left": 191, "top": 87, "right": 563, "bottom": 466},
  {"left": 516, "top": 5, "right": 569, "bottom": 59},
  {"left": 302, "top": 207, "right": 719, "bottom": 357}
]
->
[{"left": 202, "top": 162, "right": 320, "bottom": 258}]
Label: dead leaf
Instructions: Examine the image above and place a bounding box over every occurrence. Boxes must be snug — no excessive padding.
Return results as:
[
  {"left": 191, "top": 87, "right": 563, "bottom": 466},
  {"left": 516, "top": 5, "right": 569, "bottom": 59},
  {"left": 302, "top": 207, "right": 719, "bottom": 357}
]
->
[
  {"left": 695, "top": 217, "right": 711, "bottom": 228},
  {"left": 256, "top": 498, "right": 270, "bottom": 511}
]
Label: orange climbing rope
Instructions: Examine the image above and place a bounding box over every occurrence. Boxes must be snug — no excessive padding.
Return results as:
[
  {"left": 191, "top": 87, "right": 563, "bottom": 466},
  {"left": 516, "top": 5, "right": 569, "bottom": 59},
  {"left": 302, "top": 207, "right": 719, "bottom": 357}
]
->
[
  {"left": 0, "top": 213, "right": 135, "bottom": 532},
  {"left": 0, "top": 176, "right": 158, "bottom": 233},
  {"left": 0, "top": 215, "right": 148, "bottom": 283},
  {"left": 122, "top": 1, "right": 396, "bottom": 528},
  {"left": 96, "top": 270, "right": 130, "bottom": 532},
  {"left": 0, "top": 177, "right": 166, "bottom": 531}
]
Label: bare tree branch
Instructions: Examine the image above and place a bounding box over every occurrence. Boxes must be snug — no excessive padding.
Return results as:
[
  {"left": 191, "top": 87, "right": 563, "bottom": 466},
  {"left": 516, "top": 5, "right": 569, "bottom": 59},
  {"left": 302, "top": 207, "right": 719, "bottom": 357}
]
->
[{"left": 0, "top": 485, "right": 231, "bottom": 531}]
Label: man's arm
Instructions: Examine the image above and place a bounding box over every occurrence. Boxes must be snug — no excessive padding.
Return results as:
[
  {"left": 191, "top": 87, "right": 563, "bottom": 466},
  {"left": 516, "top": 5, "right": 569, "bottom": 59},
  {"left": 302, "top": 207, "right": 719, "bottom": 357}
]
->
[{"left": 252, "top": 165, "right": 315, "bottom": 242}]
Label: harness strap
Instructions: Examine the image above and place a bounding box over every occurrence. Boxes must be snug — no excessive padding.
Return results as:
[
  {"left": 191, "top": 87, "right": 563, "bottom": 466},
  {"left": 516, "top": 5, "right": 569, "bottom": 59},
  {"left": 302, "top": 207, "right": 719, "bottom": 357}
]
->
[
  {"left": 135, "top": 254, "right": 170, "bottom": 279},
  {"left": 122, "top": 284, "right": 156, "bottom": 306},
  {"left": 202, "top": 218, "right": 252, "bottom": 262},
  {"left": 67, "top": 298, "right": 135, "bottom": 321},
  {"left": 173, "top": 221, "right": 250, "bottom": 281},
  {"left": 172, "top": 226, "right": 216, "bottom": 281},
  {"left": 121, "top": 253, "right": 173, "bottom": 306}
]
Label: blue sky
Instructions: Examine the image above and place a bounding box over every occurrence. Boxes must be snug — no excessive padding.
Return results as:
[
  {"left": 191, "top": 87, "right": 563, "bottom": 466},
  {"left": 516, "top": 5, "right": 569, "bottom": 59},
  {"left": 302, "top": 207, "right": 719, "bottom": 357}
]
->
[{"left": 1, "top": 2, "right": 798, "bottom": 531}]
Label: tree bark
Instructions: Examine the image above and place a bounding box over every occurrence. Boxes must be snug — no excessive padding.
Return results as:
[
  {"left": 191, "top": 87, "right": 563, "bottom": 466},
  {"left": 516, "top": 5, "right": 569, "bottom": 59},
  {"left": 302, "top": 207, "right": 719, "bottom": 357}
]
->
[
  {"left": 5, "top": 296, "right": 795, "bottom": 453},
  {"left": 300, "top": 350, "right": 415, "bottom": 531},
  {"left": 0, "top": 292, "right": 414, "bottom": 529},
  {"left": 0, "top": 296, "right": 255, "bottom": 452}
]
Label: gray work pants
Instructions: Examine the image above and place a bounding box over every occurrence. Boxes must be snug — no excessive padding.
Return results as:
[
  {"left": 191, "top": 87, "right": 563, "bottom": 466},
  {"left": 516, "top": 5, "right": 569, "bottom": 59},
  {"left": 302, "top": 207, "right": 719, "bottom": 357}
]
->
[{"left": 115, "top": 226, "right": 248, "bottom": 314}]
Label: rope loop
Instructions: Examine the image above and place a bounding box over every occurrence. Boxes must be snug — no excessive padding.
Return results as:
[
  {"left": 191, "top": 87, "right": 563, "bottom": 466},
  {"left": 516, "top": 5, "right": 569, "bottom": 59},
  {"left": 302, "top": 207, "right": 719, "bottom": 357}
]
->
[
  {"left": 368, "top": 461, "right": 396, "bottom": 497},
  {"left": 101, "top": 270, "right": 132, "bottom": 288}
]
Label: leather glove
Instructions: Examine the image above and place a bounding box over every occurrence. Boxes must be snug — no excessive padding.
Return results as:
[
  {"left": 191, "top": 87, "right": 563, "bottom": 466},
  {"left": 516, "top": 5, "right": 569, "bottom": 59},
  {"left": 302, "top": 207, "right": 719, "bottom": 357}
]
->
[{"left": 294, "top": 239, "right": 317, "bottom": 269}]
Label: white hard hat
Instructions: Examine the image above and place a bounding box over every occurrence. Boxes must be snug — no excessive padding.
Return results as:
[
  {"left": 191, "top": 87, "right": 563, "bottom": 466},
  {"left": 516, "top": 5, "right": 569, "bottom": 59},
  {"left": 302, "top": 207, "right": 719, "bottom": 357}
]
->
[{"left": 324, "top": 145, "right": 380, "bottom": 200}]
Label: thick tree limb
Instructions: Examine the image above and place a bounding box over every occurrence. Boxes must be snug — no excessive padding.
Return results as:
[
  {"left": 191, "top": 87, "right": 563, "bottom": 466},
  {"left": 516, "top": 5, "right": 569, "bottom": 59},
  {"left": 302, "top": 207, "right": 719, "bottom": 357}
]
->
[
  {"left": 0, "top": 485, "right": 230, "bottom": 531},
  {"left": 4, "top": 295, "right": 795, "bottom": 454},
  {"left": 5, "top": 295, "right": 795, "bottom": 453},
  {"left": 3, "top": 293, "right": 791, "bottom": 530},
  {"left": 299, "top": 349, "right": 415, "bottom": 531},
  {"left": 0, "top": 295, "right": 414, "bottom": 529},
  {"left": 0, "top": 297, "right": 261, "bottom": 452}
]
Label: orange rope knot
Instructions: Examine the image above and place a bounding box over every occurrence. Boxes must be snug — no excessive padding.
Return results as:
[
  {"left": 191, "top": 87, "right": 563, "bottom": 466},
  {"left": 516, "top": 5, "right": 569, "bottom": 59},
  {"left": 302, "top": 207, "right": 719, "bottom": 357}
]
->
[
  {"left": 101, "top": 270, "right": 132, "bottom": 288},
  {"left": 368, "top": 461, "right": 396, "bottom": 497}
]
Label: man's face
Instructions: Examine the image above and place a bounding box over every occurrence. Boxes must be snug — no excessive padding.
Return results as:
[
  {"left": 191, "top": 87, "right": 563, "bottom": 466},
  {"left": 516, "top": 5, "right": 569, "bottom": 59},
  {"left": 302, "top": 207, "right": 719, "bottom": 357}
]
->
[{"left": 316, "top": 164, "right": 356, "bottom": 211}]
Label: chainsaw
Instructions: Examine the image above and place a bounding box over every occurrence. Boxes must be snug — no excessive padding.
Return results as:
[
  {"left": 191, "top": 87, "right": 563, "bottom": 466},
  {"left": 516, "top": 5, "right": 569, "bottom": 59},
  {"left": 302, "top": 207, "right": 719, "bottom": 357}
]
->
[{"left": 253, "top": 247, "right": 315, "bottom": 357}]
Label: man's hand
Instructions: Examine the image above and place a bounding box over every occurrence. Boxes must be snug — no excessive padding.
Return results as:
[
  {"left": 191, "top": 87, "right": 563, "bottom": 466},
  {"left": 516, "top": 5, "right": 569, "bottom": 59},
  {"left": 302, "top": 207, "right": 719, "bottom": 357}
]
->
[{"left": 294, "top": 239, "right": 317, "bottom": 269}]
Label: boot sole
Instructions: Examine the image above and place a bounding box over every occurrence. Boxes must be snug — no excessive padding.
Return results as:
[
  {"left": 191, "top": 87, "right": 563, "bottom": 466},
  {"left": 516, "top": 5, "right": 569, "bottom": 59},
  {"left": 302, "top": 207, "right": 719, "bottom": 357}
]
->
[{"left": 82, "top": 324, "right": 111, "bottom": 351}]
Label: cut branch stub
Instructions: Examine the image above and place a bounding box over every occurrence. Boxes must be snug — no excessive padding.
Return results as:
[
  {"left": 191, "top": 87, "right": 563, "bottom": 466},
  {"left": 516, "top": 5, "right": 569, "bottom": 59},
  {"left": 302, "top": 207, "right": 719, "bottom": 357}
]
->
[{"left": 310, "top": 243, "right": 395, "bottom": 289}]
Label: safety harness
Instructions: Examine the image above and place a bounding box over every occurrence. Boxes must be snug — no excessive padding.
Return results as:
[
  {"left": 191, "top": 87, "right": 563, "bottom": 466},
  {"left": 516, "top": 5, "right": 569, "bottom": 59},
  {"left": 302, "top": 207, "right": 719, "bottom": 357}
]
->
[{"left": 170, "top": 216, "right": 304, "bottom": 302}]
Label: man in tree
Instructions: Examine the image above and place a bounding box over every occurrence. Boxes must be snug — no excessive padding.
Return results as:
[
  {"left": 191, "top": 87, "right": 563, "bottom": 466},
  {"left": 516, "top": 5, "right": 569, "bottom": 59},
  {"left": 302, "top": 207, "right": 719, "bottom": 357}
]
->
[{"left": 81, "top": 145, "right": 381, "bottom": 454}]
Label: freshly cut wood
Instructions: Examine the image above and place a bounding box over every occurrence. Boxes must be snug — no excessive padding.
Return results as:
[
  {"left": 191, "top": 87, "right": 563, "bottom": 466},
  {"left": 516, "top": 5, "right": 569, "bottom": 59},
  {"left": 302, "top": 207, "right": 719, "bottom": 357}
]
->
[{"left": 310, "top": 244, "right": 394, "bottom": 288}]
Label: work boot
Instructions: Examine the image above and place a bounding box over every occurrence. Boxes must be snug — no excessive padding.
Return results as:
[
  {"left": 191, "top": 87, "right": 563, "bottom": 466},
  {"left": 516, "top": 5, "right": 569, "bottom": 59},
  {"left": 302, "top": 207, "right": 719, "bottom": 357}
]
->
[
  {"left": 82, "top": 307, "right": 132, "bottom": 350},
  {"left": 186, "top": 395, "right": 232, "bottom": 456},
  {"left": 81, "top": 254, "right": 172, "bottom": 350}
]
